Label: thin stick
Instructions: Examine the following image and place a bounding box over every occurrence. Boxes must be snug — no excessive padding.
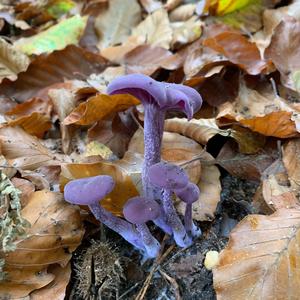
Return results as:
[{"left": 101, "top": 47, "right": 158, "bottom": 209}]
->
[{"left": 159, "top": 270, "right": 181, "bottom": 300}]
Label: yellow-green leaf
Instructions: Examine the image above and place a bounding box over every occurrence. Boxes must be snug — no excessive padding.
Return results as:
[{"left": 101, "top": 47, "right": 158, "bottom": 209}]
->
[
  {"left": 46, "top": 0, "right": 76, "bottom": 19},
  {"left": 15, "top": 15, "right": 88, "bottom": 55}
]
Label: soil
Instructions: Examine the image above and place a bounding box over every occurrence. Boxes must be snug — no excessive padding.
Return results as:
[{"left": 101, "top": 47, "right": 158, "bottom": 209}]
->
[{"left": 67, "top": 174, "right": 258, "bottom": 300}]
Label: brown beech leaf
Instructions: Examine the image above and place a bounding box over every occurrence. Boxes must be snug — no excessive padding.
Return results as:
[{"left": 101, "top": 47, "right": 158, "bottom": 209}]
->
[
  {"left": 11, "top": 177, "right": 35, "bottom": 207},
  {"left": 131, "top": 8, "right": 173, "bottom": 49},
  {"left": 0, "top": 127, "right": 67, "bottom": 170},
  {"left": 213, "top": 209, "right": 300, "bottom": 300},
  {"left": 265, "top": 17, "right": 300, "bottom": 92},
  {"left": 95, "top": 0, "right": 141, "bottom": 49},
  {"left": 203, "top": 31, "right": 272, "bottom": 75},
  {"left": 60, "top": 160, "right": 139, "bottom": 216},
  {"left": 6, "top": 112, "right": 52, "bottom": 138},
  {"left": 63, "top": 94, "right": 139, "bottom": 126},
  {"left": 0, "top": 45, "right": 108, "bottom": 102},
  {"left": 217, "top": 81, "right": 300, "bottom": 138},
  {"left": 30, "top": 264, "right": 71, "bottom": 300},
  {"left": 0, "top": 190, "right": 84, "bottom": 298},
  {"left": 282, "top": 139, "right": 300, "bottom": 193}
]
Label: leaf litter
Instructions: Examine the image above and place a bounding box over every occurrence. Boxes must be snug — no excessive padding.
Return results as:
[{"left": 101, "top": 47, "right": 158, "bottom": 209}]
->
[{"left": 0, "top": 0, "right": 300, "bottom": 299}]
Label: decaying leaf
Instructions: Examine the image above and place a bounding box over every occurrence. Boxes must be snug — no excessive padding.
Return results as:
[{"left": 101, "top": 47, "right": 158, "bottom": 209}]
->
[
  {"left": 0, "top": 190, "right": 84, "bottom": 298},
  {"left": 213, "top": 209, "right": 300, "bottom": 300},
  {"left": 63, "top": 94, "right": 139, "bottom": 126},
  {"left": 0, "top": 38, "right": 30, "bottom": 82},
  {"left": 131, "top": 8, "right": 173, "bottom": 49},
  {"left": 95, "top": 0, "right": 141, "bottom": 49},
  {"left": 15, "top": 15, "right": 88, "bottom": 55}
]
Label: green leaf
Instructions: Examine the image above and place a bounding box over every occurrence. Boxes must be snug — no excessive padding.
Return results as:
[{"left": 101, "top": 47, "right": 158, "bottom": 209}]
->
[
  {"left": 15, "top": 15, "right": 88, "bottom": 55},
  {"left": 46, "top": 0, "right": 76, "bottom": 19}
]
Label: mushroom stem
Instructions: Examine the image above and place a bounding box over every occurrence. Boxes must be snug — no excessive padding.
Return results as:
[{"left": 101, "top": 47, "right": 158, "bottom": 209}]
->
[
  {"left": 185, "top": 203, "right": 201, "bottom": 238},
  {"left": 89, "top": 203, "right": 145, "bottom": 251},
  {"left": 136, "top": 223, "right": 160, "bottom": 258},
  {"left": 142, "top": 104, "right": 165, "bottom": 199},
  {"left": 163, "top": 190, "right": 192, "bottom": 247}
]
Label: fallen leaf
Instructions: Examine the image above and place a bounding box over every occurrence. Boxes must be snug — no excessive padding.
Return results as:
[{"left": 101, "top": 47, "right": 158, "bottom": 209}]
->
[
  {"left": 95, "top": 0, "right": 141, "bottom": 49},
  {"left": 10, "top": 177, "right": 35, "bottom": 207},
  {"left": 265, "top": 17, "right": 300, "bottom": 92},
  {"left": 63, "top": 94, "right": 139, "bottom": 126},
  {"left": 131, "top": 8, "right": 173, "bottom": 49},
  {"left": 139, "top": 0, "right": 162, "bottom": 13},
  {"left": 84, "top": 141, "right": 114, "bottom": 160},
  {"left": 0, "top": 190, "right": 84, "bottom": 298},
  {"left": 0, "top": 127, "right": 67, "bottom": 170},
  {"left": 0, "top": 45, "right": 108, "bottom": 102},
  {"left": 203, "top": 31, "right": 272, "bottom": 75},
  {"left": 46, "top": 0, "right": 76, "bottom": 19},
  {"left": 30, "top": 264, "right": 71, "bottom": 300},
  {"left": 164, "top": 0, "right": 182, "bottom": 11},
  {"left": 213, "top": 209, "right": 300, "bottom": 300},
  {"left": 169, "top": 3, "right": 196, "bottom": 22},
  {"left": 15, "top": 15, "right": 88, "bottom": 55},
  {"left": 0, "top": 38, "right": 30, "bottom": 83}
]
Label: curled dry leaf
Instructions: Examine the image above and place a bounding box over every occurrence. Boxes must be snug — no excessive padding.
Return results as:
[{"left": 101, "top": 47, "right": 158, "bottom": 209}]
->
[
  {"left": 0, "top": 190, "right": 84, "bottom": 298},
  {"left": 203, "top": 31, "right": 272, "bottom": 75},
  {"left": 95, "top": 0, "right": 141, "bottom": 49},
  {"left": 60, "top": 160, "right": 139, "bottom": 216},
  {"left": 169, "top": 4, "right": 196, "bottom": 22},
  {"left": 15, "top": 15, "right": 88, "bottom": 55},
  {"left": 213, "top": 209, "right": 300, "bottom": 300},
  {"left": 217, "top": 81, "right": 300, "bottom": 138},
  {"left": 265, "top": 17, "right": 300, "bottom": 92},
  {"left": 0, "top": 45, "right": 108, "bottom": 102},
  {"left": 63, "top": 94, "right": 140, "bottom": 126},
  {"left": 131, "top": 8, "right": 173, "bottom": 49},
  {"left": 0, "top": 38, "right": 30, "bottom": 83},
  {"left": 0, "top": 127, "right": 67, "bottom": 170},
  {"left": 10, "top": 177, "right": 35, "bottom": 207}
]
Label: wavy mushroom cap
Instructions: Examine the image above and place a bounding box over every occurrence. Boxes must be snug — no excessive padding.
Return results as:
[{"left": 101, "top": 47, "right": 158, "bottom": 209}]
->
[
  {"left": 64, "top": 175, "right": 115, "bottom": 205},
  {"left": 148, "top": 162, "right": 189, "bottom": 190},
  {"left": 175, "top": 182, "right": 200, "bottom": 204},
  {"left": 123, "top": 196, "right": 160, "bottom": 225},
  {"left": 107, "top": 74, "right": 202, "bottom": 120}
]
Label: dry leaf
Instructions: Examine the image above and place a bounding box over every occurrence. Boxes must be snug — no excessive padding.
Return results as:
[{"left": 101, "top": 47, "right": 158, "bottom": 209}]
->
[
  {"left": 95, "top": 0, "right": 141, "bottom": 49},
  {"left": 0, "top": 126, "right": 67, "bottom": 170},
  {"left": 0, "top": 38, "right": 30, "bottom": 83},
  {"left": 213, "top": 209, "right": 300, "bottom": 300},
  {"left": 139, "top": 0, "right": 162, "bottom": 13},
  {"left": 0, "top": 190, "right": 84, "bottom": 298},
  {"left": 265, "top": 17, "right": 300, "bottom": 92},
  {"left": 203, "top": 31, "right": 272, "bottom": 75},
  {"left": 217, "top": 81, "right": 300, "bottom": 138},
  {"left": 131, "top": 8, "right": 173, "bottom": 49},
  {"left": 169, "top": 4, "right": 196, "bottom": 22},
  {"left": 63, "top": 94, "right": 140, "bottom": 126},
  {"left": 30, "top": 264, "right": 71, "bottom": 300},
  {"left": 10, "top": 177, "right": 35, "bottom": 207},
  {"left": 60, "top": 160, "right": 139, "bottom": 216}
]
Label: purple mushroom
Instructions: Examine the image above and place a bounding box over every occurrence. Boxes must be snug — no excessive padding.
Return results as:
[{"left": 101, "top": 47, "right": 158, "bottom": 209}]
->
[
  {"left": 175, "top": 182, "right": 201, "bottom": 238},
  {"left": 64, "top": 175, "right": 145, "bottom": 251},
  {"left": 123, "top": 196, "right": 161, "bottom": 258},
  {"left": 148, "top": 162, "right": 192, "bottom": 247},
  {"left": 107, "top": 74, "right": 202, "bottom": 200}
]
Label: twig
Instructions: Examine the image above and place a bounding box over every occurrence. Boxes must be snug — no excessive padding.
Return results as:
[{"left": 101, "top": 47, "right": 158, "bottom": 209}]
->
[
  {"left": 159, "top": 270, "right": 181, "bottom": 300},
  {"left": 118, "top": 282, "right": 140, "bottom": 299},
  {"left": 270, "top": 77, "right": 279, "bottom": 97}
]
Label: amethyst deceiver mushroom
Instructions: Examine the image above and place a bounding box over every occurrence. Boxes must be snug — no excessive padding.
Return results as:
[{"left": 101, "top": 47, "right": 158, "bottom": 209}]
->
[
  {"left": 64, "top": 175, "right": 145, "bottom": 251},
  {"left": 148, "top": 162, "right": 192, "bottom": 247},
  {"left": 175, "top": 182, "right": 201, "bottom": 238},
  {"left": 123, "top": 196, "right": 161, "bottom": 258},
  {"left": 107, "top": 74, "right": 202, "bottom": 199}
]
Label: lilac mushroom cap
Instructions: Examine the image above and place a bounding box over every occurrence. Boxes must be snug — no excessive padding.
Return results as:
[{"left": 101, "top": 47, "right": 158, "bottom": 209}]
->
[
  {"left": 175, "top": 182, "right": 200, "bottom": 204},
  {"left": 123, "top": 196, "right": 161, "bottom": 224},
  {"left": 64, "top": 175, "right": 115, "bottom": 205},
  {"left": 107, "top": 74, "right": 202, "bottom": 120},
  {"left": 148, "top": 162, "right": 189, "bottom": 191}
]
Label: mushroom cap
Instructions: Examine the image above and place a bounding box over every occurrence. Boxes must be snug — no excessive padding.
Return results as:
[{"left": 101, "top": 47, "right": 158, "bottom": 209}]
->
[
  {"left": 64, "top": 175, "right": 115, "bottom": 205},
  {"left": 175, "top": 182, "right": 200, "bottom": 204},
  {"left": 148, "top": 162, "right": 189, "bottom": 190},
  {"left": 123, "top": 196, "right": 160, "bottom": 224},
  {"left": 107, "top": 74, "right": 202, "bottom": 120}
]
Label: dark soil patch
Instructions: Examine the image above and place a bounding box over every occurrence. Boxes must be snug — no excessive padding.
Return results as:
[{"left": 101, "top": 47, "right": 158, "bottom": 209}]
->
[{"left": 67, "top": 174, "right": 258, "bottom": 300}]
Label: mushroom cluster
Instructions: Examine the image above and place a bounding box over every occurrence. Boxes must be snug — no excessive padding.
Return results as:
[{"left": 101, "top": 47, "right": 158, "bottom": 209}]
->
[{"left": 64, "top": 74, "right": 202, "bottom": 258}]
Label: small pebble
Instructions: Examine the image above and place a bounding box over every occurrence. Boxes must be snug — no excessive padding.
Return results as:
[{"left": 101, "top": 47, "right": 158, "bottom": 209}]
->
[{"left": 204, "top": 250, "right": 219, "bottom": 270}]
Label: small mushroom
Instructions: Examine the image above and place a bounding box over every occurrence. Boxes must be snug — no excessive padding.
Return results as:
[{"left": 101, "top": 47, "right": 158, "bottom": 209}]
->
[
  {"left": 123, "top": 196, "right": 161, "bottom": 258},
  {"left": 175, "top": 182, "right": 201, "bottom": 238},
  {"left": 64, "top": 175, "right": 145, "bottom": 251},
  {"left": 107, "top": 74, "right": 202, "bottom": 200},
  {"left": 148, "top": 162, "right": 192, "bottom": 247}
]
